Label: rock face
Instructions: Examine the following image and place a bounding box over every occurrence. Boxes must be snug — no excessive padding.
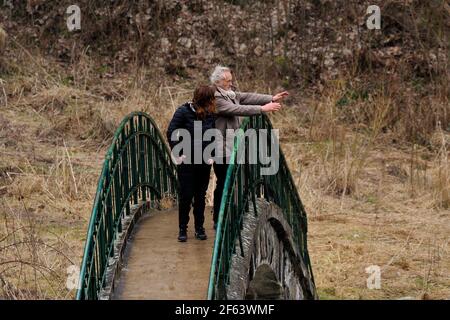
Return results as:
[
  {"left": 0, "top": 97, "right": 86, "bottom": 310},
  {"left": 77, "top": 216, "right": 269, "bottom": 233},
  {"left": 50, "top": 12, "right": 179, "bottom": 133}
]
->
[{"left": 1, "top": 1, "right": 447, "bottom": 84}]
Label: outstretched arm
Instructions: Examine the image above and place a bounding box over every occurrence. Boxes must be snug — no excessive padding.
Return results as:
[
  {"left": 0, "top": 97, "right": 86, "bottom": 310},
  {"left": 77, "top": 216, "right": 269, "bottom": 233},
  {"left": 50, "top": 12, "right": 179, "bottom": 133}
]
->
[
  {"left": 239, "top": 90, "right": 289, "bottom": 104},
  {"left": 238, "top": 92, "right": 273, "bottom": 106},
  {"left": 215, "top": 97, "right": 262, "bottom": 116},
  {"left": 215, "top": 97, "right": 281, "bottom": 116}
]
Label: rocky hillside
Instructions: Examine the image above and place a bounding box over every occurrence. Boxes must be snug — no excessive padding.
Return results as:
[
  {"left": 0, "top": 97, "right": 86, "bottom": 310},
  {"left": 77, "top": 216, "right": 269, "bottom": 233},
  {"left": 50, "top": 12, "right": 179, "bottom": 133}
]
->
[{"left": 1, "top": 1, "right": 448, "bottom": 80}]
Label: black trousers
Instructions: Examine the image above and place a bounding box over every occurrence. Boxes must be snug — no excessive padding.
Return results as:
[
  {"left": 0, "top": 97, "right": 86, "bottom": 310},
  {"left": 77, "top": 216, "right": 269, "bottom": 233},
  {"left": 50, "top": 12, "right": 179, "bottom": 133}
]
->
[
  {"left": 177, "top": 163, "right": 211, "bottom": 230},
  {"left": 213, "top": 161, "right": 229, "bottom": 224}
]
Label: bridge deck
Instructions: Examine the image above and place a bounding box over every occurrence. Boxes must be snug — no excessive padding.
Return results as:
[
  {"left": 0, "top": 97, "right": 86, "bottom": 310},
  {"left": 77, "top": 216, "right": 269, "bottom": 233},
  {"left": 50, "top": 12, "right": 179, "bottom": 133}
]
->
[{"left": 112, "top": 207, "right": 215, "bottom": 300}]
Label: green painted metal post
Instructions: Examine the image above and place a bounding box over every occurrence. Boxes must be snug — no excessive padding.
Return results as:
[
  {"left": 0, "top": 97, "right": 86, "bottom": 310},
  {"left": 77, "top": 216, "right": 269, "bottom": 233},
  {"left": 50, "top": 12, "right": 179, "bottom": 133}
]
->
[
  {"left": 208, "top": 114, "right": 316, "bottom": 300},
  {"left": 76, "top": 112, "right": 178, "bottom": 300}
]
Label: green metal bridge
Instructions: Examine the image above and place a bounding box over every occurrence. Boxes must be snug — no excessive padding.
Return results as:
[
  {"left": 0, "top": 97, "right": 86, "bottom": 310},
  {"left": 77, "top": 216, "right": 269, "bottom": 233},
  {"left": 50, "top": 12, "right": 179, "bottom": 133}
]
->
[{"left": 76, "top": 112, "right": 317, "bottom": 300}]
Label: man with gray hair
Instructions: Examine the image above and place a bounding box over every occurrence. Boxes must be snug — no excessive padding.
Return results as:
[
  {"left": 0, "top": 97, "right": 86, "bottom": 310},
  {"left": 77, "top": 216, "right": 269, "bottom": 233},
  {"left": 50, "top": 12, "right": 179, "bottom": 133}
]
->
[{"left": 210, "top": 65, "right": 289, "bottom": 228}]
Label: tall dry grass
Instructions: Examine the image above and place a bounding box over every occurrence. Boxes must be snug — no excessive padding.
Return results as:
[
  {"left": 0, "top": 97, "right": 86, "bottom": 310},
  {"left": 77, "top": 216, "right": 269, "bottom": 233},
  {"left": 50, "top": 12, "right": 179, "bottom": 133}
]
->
[
  {"left": 430, "top": 124, "right": 449, "bottom": 209},
  {"left": 0, "top": 199, "right": 76, "bottom": 299},
  {"left": 269, "top": 72, "right": 449, "bottom": 299},
  {"left": 0, "top": 40, "right": 206, "bottom": 298}
]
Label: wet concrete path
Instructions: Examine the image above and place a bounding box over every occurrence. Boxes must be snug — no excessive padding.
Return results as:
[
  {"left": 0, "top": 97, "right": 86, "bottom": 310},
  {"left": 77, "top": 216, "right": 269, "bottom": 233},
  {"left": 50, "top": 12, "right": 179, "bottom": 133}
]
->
[{"left": 113, "top": 207, "right": 215, "bottom": 300}]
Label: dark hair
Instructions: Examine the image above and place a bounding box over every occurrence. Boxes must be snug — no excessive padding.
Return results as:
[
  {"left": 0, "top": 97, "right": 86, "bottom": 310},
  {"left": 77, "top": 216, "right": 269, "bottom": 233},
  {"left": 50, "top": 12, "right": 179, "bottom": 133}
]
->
[{"left": 192, "top": 85, "right": 216, "bottom": 119}]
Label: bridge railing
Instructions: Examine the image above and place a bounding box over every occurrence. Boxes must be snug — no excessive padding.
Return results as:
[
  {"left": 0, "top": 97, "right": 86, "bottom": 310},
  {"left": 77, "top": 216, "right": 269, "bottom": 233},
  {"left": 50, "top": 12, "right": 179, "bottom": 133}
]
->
[
  {"left": 208, "top": 114, "right": 315, "bottom": 299},
  {"left": 76, "top": 112, "right": 178, "bottom": 300}
]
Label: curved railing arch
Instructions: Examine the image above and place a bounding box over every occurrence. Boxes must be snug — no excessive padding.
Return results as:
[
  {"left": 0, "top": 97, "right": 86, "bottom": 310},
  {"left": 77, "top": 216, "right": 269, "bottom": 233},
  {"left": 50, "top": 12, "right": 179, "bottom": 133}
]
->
[
  {"left": 76, "top": 112, "right": 316, "bottom": 300},
  {"left": 76, "top": 112, "right": 178, "bottom": 300},
  {"left": 207, "top": 114, "right": 317, "bottom": 300}
]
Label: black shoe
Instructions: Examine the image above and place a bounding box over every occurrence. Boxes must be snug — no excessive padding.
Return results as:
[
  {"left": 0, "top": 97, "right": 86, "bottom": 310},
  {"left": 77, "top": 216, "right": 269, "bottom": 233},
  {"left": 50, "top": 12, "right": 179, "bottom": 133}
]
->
[
  {"left": 195, "top": 227, "right": 207, "bottom": 240},
  {"left": 178, "top": 228, "right": 187, "bottom": 242}
]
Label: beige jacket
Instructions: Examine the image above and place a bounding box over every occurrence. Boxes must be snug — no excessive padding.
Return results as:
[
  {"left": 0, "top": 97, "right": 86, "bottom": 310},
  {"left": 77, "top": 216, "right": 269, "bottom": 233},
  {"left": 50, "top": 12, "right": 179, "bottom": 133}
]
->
[{"left": 214, "top": 88, "right": 272, "bottom": 159}]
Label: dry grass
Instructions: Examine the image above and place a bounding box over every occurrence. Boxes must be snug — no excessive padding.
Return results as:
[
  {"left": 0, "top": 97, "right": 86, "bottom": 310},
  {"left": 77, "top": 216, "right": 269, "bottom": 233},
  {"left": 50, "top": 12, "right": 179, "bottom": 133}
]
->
[
  {"left": 0, "top": 42, "right": 201, "bottom": 298},
  {"left": 1, "top": 36, "right": 449, "bottom": 300},
  {"left": 274, "top": 80, "right": 449, "bottom": 299},
  {"left": 430, "top": 126, "right": 450, "bottom": 209},
  {"left": 291, "top": 140, "right": 450, "bottom": 299}
]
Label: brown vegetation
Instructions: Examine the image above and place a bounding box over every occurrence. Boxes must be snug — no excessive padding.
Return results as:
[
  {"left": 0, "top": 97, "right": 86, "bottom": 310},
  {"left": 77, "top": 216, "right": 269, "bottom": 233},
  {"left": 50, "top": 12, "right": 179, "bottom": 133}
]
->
[{"left": 0, "top": 0, "right": 449, "bottom": 299}]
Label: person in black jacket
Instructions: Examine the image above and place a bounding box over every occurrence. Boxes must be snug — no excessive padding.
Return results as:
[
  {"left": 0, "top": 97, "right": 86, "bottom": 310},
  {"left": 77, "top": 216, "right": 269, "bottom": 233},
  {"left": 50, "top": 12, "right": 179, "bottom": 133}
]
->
[{"left": 166, "top": 85, "right": 216, "bottom": 242}]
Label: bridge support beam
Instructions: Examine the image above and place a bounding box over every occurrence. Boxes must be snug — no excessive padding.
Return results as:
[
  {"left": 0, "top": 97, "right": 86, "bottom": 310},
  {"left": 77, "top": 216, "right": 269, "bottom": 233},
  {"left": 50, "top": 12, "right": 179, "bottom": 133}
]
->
[{"left": 227, "top": 199, "right": 316, "bottom": 300}]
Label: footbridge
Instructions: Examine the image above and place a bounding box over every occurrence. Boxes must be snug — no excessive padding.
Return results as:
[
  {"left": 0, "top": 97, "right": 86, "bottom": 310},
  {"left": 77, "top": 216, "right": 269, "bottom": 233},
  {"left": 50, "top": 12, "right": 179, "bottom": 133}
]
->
[{"left": 76, "top": 112, "right": 317, "bottom": 300}]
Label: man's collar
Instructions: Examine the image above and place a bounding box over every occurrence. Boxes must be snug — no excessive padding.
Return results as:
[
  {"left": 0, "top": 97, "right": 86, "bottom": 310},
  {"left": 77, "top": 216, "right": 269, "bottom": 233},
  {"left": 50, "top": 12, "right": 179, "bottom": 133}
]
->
[{"left": 216, "top": 87, "right": 236, "bottom": 101}]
